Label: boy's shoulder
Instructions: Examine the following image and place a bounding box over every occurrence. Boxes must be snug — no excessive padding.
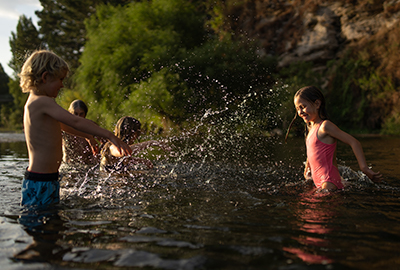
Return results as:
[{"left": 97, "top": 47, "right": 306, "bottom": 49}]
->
[{"left": 25, "top": 93, "right": 56, "bottom": 108}]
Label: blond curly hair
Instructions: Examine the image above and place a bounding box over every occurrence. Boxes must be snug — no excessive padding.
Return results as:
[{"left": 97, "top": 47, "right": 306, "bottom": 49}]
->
[{"left": 19, "top": 50, "right": 69, "bottom": 93}]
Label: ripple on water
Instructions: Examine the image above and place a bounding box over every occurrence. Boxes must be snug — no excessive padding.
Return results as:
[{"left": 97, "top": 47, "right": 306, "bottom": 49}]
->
[{"left": 63, "top": 248, "right": 206, "bottom": 269}]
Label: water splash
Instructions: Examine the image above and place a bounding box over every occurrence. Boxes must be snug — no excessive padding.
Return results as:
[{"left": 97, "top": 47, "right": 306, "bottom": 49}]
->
[{"left": 58, "top": 83, "right": 389, "bottom": 209}]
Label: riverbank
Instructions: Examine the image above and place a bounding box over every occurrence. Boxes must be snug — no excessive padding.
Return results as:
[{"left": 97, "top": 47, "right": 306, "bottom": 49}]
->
[{"left": 0, "top": 132, "right": 25, "bottom": 142}]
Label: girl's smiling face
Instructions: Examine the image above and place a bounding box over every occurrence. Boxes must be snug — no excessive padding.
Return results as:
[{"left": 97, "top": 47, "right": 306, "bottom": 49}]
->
[{"left": 294, "top": 96, "right": 321, "bottom": 124}]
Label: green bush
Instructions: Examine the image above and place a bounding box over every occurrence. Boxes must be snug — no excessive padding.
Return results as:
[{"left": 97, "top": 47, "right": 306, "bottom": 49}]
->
[
  {"left": 73, "top": 0, "right": 278, "bottom": 132},
  {"left": 325, "top": 51, "right": 395, "bottom": 132}
]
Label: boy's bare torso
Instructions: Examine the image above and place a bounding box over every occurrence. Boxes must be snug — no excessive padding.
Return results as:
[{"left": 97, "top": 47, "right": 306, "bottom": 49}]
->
[{"left": 24, "top": 94, "right": 63, "bottom": 173}]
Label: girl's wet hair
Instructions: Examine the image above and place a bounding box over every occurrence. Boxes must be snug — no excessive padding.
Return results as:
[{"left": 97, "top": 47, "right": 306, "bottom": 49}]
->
[
  {"left": 19, "top": 50, "right": 69, "bottom": 93},
  {"left": 285, "top": 86, "right": 329, "bottom": 142},
  {"left": 68, "top": 100, "right": 88, "bottom": 116},
  {"left": 115, "top": 116, "right": 141, "bottom": 143}
]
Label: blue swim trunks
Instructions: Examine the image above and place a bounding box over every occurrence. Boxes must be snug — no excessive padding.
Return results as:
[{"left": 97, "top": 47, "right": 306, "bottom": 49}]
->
[{"left": 21, "top": 170, "right": 60, "bottom": 206}]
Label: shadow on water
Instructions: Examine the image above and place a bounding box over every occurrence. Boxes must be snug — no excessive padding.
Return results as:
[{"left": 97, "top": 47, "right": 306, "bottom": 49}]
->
[{"left": 1, "top": 100, "right": 400, "bottom": 269}]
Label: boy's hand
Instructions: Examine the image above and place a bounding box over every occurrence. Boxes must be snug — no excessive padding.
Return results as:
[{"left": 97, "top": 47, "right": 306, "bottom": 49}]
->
[{"left": 110, "top": 135, "right": 132, "bottom": 156}]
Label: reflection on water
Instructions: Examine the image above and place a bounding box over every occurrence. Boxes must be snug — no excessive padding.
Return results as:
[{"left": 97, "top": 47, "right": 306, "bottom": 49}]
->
[
  {"left": 1, "top": 133, "right": 400, "bottom": 269},
  {"left": 284, "top": 191, "right": 341, "bottom": 264}
]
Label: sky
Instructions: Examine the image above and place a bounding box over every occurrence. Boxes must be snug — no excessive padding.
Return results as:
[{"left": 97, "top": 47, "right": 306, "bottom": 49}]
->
[{"left": 0, "top": 0, "right": 41, "bottom": 77}]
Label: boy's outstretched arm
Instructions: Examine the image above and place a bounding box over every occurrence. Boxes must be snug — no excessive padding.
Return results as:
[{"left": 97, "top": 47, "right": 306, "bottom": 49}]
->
[
  {"left": 61, "top": 121, "right": 131, "bottom": 156},
  {"left": 324, "top": 121, "right": 382, "bottom": 182},
  {"left": 61, "top": 124, "right": 100, "bottom": 154},
  {"left": 42, "top": 97, "right": 132, "bottom": 156}
]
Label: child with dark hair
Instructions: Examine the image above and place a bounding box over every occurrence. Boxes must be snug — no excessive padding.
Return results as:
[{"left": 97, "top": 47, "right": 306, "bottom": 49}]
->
[
  {"left": 286, "top": 86, "right": 382, "bottom": 191},
  {"left": 62, "top": 99, "right": 101, "bottom": 165},
  {"left": 100, "top": 116, "right": 170, "bottom": 172}
]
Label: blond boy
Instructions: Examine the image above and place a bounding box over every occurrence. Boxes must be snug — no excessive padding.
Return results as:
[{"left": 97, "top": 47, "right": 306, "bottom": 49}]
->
[{"left": 19, "top": 50, "right": 132, "bottom": 206}]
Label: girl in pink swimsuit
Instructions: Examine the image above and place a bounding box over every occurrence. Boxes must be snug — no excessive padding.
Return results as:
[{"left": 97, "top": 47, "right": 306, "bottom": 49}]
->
[{"left": 286, "top": 86, "right": 382, "bottom": 191}]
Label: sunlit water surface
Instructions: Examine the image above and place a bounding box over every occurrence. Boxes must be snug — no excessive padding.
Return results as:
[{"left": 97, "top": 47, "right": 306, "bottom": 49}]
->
[{"left": 1, "top": 132, "right": 400, "bottom": 270}]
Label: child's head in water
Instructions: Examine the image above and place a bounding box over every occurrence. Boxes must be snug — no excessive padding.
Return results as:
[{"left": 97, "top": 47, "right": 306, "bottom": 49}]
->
[
  {"left": 19, "top": 50, "right": 69, "bottom": 93},
  {"left": 68, "top": 100, "right": 88, "bottom": 118},
  {"left": 115, "top": 116, "right": 141, "bottom": 144}
]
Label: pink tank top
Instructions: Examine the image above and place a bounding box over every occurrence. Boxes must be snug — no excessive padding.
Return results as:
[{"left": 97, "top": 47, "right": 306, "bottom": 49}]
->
[{"left": 306, "top": 121, "right": 344, "bottom": 189}]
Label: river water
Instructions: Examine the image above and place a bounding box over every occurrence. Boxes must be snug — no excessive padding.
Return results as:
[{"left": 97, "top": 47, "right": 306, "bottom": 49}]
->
[{"left": 0, "top": 131, "right": 400, "bottom": 270}]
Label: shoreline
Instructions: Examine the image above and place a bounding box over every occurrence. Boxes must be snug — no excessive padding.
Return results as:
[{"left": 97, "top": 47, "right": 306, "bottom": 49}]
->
[
  {"left": 0, "top": 132, "right": 25, "bottom": 142},
  {"left": 0, "top": 131, "right": 391, "bottom": 143}
]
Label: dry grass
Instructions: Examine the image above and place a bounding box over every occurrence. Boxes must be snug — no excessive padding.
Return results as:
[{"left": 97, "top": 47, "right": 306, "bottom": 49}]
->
[{"left": 353, "top": 20, "right": 400, "bottom": 87}]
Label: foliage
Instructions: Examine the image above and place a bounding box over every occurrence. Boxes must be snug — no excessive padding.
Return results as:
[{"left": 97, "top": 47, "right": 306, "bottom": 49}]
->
[
  {"left": 171, "top": 38, "right": 276, "bottom": 114},
  {"left": 1, "top": 16, "right": 42, "bottom": 130},
  {"left": 0, "top": 64, "right": 11, "bottom": 128},
  {"left": 74, "top": 0, "right": 205, "bottom": 129},
  {"left": 74, "top": 0, "right": 277, "bottom": 132},
  {"left": 277, "top": 44, "right": 398, "bottom": 135},
  {"left": 325, "top": 57, "right": 367, "bottom": 130},
  {"left": 2, "top": 79, "right": 27, "bottom": 130},
  {"left": 325, "top": 50, "right": 395, "bottom": 132},
  {"left": 36, "top": 0, "right": 130, "bottom": 72},
  {"left": 118, "top": 70, "right": 182, "bottom": 133},
  {"left": 9, "top": 15, "right": 42, "bottom": 75},
  {"left": 57, "top": 88, "right": 85, "bottom": 110},
  {"left": 348, "top": 21, "right": 400, "bottom": 134},
  {"left": 0, "top": 65, "right": 9, "bottom": 96},
  {"left": 382, "top": 113, "right": 400, "bottom": 135}
]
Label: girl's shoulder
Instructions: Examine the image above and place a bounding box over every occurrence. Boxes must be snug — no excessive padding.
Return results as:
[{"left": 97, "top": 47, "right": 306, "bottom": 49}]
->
[
  {"left": 319, "top": 119, "right": 353, "bottom": 142},
  {"left": 318, "top": 120, "right": 339, "bottom": 143},
  {"left": 320, "top": 119, "right": 339, "bottom": 131}
]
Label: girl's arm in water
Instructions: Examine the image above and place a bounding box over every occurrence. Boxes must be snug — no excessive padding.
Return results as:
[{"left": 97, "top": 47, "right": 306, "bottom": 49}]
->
[
  {"left": 304, "top": 159, "right": 312, "bottom": 180},
  {"left": 322, "top": 121, "right": 382, "bottom": 182}
]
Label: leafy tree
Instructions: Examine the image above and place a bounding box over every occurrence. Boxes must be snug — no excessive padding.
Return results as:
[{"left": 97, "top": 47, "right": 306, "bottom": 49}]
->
[
  {"left": 9, "top": 15, "right": 43, "bottom": 74},
  {"left": 0, "top": 64, "right": 10, "bottom": 127},
  {"left": 4, "top": 15, "right": 42, "bottom": 129},
  {"left": 36, "top": 0, "right": 131, "bottom": 72},
  {"left": 74, "top": 0, "right": 206, "bottom": 129},
  {"left": 74, "top": 0, "right": 277, "bottom": 132},
  {"left": 172, "top": 38, "right": 276, "bottom": 115},
  {"left": 0, "top": 64, "right": 9, "bottom": 96}
]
